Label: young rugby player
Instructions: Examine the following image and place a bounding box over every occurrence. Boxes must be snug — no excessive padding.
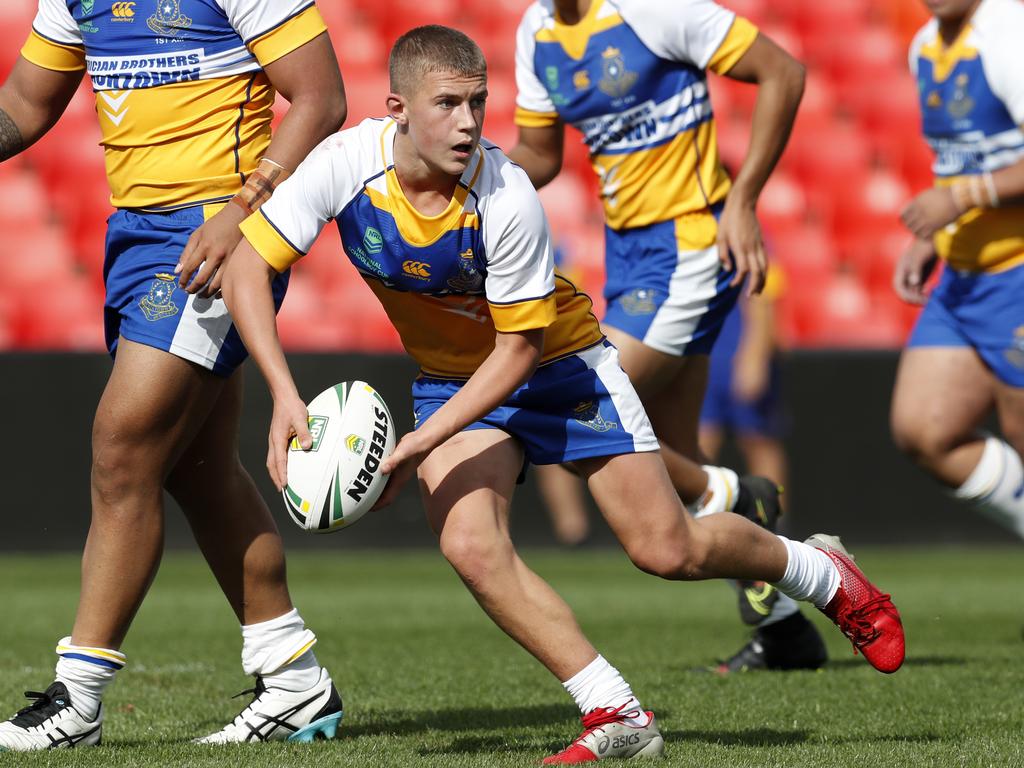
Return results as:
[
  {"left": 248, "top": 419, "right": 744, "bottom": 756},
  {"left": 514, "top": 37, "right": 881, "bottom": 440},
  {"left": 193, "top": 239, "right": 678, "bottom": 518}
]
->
[
  {"left": 508, "top": 0, "right": 820, "bottom": 668},
  {"left": 893, "top": 0, "right": 1024, "bottom": 542},
  {"left": 0, "top": 0, "right": 346, "bottom": 750},
  {"left": 223, "top": 25, "right": 905, "bottom": 763}
]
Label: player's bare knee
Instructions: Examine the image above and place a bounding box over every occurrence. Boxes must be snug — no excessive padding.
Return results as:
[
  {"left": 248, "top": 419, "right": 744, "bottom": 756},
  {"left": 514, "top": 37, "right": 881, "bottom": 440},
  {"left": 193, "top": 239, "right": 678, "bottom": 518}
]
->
[
  {"left": 624, "top": 534, "right": 703, "bottom": 580},
  {"left": 439, "top": 530, "right": 513, "bottom": 593}
]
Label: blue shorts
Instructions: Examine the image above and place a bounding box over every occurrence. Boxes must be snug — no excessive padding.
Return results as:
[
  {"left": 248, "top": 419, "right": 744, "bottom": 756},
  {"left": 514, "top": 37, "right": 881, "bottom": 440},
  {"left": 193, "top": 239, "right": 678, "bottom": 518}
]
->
[
  {"left": 104, "top": 207, "right": 289, "bottom": 377},
  {"left": 908, "top": 261, "right": 1024, "bottom": 387},
  {"left": 412, "top": 342, "right": 659, "bottom": 466},
  {"left": 700, "top": 302, "right": 785, "bottom": 437},
  {"left": 603, "top": 207, "right": 740, "bottom": 357}
]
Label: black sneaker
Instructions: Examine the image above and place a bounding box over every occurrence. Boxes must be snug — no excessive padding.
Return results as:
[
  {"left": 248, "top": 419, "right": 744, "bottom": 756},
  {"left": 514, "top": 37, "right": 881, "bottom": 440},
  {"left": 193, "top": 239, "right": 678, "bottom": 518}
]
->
[
  {"left": 733, "top": 476, "right": 783, "bottom": 530},
  {"left": 0, "top": 682, "right": 102, "bottom": 751},
  {"left": 714, "top": 612, "right": 828, "bottom": 674}
]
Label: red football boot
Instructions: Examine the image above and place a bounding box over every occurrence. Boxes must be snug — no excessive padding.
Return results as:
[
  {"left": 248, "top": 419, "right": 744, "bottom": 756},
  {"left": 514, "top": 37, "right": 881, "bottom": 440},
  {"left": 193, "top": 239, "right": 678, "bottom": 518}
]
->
[
  {"left": 542, "top": 704, "right": 664, "bottom": 764},
  {"left": 806, "top": 534, "right": 905, "bottom": 673}
]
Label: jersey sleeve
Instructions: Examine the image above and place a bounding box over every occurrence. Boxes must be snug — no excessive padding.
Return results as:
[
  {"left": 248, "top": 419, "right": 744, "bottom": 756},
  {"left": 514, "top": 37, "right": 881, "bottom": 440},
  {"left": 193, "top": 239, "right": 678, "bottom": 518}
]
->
[
  {"left": 481, "top": 161, "right": 558, "bottom": 332},
  {"left": 239, "top": 135, "right": 351, "bottom": 272},
  {"left": 218, "top": 0, "right": 328, "bottom": 67},
  {"left": 979, "top": 3, "right": 1024, "bottom": 125},
  {"left": 21, "top": 0, "right": 85, "bottom": 72},
  {"left": 514, "top": 6, "right": 561, "bottom": 129},
  {"left": 617, "top": 0, "right": 757, "bottom": 74}
]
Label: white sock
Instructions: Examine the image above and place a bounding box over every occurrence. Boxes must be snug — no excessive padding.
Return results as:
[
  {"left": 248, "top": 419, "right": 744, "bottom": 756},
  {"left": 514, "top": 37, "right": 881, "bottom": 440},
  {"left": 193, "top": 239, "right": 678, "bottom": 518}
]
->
[
  {"left": 241, "top": 608, "right": 322, "bottom": 691},
  {"left": 54, "top": 637, "right": 126, "bottom": 721},
  {"left": 562, "top": 655, "right": 647, "bottom": 727},
  {"left": 954, "top": 436, "right": 1024, "bottom": 540},
  {"left": 772, "top": 537, "right": 841, "bottom": 608},
  {"left": 758, "top": 592, "right": 801, "bottom": 627},
  {"left": 691, "top": 466, "right": 740, "bottom": 517}
]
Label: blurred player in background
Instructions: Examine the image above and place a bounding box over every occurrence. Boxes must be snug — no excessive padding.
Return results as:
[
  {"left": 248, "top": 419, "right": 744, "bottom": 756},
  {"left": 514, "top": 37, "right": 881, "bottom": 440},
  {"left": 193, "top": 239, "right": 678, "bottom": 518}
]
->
[
  {"left": 699, "top": 268, "right": 826, "bottom": 671},
  {"left": 508, "top": 0, "right": 825, "bottom": 669},
  {"left": 222, "top": 26, "right": 905, "bottom": 763},
  {"left": 893, "top": 0, "right": 1024, "bottom": 543},
  {"left": 0, "top": 0, "right": 346, "bottom": 751}
]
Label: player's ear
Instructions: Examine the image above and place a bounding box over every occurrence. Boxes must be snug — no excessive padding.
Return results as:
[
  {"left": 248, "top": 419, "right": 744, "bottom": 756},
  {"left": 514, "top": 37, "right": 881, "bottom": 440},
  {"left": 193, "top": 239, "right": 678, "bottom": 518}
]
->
[{"left": 387, "top": 92, "right": 408, "bottom": 127}]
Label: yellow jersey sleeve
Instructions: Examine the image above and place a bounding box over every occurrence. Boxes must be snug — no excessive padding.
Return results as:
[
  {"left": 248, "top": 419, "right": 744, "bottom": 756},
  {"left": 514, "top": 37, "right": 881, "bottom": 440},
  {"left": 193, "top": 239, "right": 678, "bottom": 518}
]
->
[
  {"left": 514, "top": 107, "right": 561, "bottom": 129},
  {"left": 240, "top": 209, "right": 305, "bottom": 273},
  {"left": 247, "top": 5, "right": 328, "bottom": 67},
  {"left": 20, "top": 30, "right": 85, "bottom": 72},
  {"left": 489, "top": 295, "right": 558, "bottom": 333},
  {"left": 707, "top": 16, "right": 759, "bottom": 75}
]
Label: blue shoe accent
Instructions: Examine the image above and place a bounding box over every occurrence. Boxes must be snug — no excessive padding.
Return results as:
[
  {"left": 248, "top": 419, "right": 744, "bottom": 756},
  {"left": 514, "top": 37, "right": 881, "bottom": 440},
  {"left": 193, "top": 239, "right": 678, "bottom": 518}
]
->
[{"left": 287, "top": 711, "right": 343, "bottom": 743}]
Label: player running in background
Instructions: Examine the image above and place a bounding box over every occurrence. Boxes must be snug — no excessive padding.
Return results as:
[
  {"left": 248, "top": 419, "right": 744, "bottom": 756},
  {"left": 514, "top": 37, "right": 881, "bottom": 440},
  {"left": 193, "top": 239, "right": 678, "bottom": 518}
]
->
[
  {"left": 507, "top": 0, "right": 823, "bottom": 669},
  {"left": 893, "top": 0, "right": 1024, "bottom": 543},
  {"left": 222, "top": 26, "right": 904, "bottom": 763},
  {"left": 699, "top": 267, "right": 826, "bottom": 672},
  {"left": 0, "top": 0, "right": 346, "bottom": 751}
]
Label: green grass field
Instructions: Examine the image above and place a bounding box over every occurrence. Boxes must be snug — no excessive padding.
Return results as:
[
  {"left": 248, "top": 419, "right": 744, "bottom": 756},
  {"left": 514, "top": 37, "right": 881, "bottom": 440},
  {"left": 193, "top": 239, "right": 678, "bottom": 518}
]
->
[{"left": 0, "top": 548, "right": 1021, "bottom": 767}]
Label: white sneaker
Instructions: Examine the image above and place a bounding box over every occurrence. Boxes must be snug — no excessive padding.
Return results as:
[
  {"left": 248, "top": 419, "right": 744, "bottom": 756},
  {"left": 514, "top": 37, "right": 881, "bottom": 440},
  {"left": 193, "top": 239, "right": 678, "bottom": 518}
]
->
[
  {"left": 543, "top": 706, "right": 664, "bottom": 763},
  {"left": 0, "top": 682, "right": 102, "bottom": 751},
  {"left": 195, "top": 668, "right": 343, "bottom": 744}
]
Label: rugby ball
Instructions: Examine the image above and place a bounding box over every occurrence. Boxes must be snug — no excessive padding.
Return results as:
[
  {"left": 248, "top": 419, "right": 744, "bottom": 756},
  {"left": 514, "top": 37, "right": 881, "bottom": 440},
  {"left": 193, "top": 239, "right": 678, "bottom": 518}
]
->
[{"left": 282, "top": 381, "right": 396, "bottom": 533}]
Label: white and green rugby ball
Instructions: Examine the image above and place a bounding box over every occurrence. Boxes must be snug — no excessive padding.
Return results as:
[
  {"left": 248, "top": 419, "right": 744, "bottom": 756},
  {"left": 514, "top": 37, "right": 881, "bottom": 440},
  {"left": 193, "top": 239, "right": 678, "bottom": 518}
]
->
[{"left": 283, "top": 381, "right": 396, "bottom": 534}]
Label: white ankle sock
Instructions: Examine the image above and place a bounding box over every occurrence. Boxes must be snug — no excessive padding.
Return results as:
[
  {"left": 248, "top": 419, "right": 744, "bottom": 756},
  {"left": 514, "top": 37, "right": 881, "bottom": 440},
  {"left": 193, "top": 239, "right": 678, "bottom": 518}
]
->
[
  {"left": 691, "top": 466, "right": 740, "bottom": 517},
  {"left": 241, "top": 608, "right": 322, "bottom": 691},
  {"left": 954, "top": 436, "right": 1024, "bottom": 540},
  {"left": 54, "top": 637, "right": 125, "bottom": 721},
  {"left": 562, "top": 655, "right": 646, "bottom": 727},
  {"left": 772, "top": 538, "right": 840, "bottom": 608}
]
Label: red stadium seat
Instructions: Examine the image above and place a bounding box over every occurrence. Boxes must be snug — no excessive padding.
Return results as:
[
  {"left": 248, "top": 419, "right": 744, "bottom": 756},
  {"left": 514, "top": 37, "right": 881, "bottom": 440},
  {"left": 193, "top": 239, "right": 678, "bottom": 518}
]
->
[{"left": 16, "top": 274, "right": 105, "bottom": 351}]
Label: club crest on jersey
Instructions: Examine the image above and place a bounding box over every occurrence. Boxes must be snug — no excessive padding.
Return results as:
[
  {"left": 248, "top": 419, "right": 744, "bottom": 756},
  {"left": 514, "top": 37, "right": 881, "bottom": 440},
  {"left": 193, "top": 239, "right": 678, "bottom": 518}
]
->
[
  {"left": 78, "top": 0, "right": 99, "bottom": 33},
  {"left": 363, "top": 226, "right": 384, "bottom": 255},
  {"left": 289, "top": 416, "right": 329, "bottom": 452},
  {"left": 598, "top": 47, "right": 637, "bottom": 99},
  {"left": 138, "top": 273, "right": 180, "bottom": 321},
  {"left": 1005, "top": 326, "right": 1024, "bottom": 370},
  {"left": 948, "top": 73, "right": 975, "bottom": 120},
  {"left": 572, "top": 401, "right": 618, "bottom": 433},
  {"left": 148, "top": 0, "right": 192, "bottom": 37},
  {"left": 619, "top": 288, "right": 658, "bottom": 316},
  {"left": 447, "top": 248, "right": 484, "bottom": 292}
]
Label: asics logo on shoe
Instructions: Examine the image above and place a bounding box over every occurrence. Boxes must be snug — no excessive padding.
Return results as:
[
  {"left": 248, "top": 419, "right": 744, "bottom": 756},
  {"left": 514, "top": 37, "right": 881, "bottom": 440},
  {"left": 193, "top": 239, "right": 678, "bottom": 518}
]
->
[
  {"left": 612, "top": 733, "right": 641, "bottom": 749},
  {"left": 597, "top": 736, "right": 610, "bottom": 754}
]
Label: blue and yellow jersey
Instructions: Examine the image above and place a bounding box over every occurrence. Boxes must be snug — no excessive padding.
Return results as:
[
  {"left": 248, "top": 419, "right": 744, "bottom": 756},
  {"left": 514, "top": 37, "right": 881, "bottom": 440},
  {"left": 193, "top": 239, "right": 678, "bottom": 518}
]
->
[
  {"left": 21, "top": 0, "right": 327, "bottom": 210},
  {"left": 240, "top": 118, "right": 604, "bottom": 378},
  {"left": 911, "top": 0, "right": 1024, "bottom": 272},
  {"left": 514, "top": 0, "right": 757, "bottom": 237}
]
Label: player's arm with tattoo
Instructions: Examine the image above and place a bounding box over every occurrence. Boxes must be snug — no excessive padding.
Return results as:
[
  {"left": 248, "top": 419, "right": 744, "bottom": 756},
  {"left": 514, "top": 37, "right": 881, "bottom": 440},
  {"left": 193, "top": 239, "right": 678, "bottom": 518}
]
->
[{"left": 0, "top": 57, "right": 82, "bottom": 161}]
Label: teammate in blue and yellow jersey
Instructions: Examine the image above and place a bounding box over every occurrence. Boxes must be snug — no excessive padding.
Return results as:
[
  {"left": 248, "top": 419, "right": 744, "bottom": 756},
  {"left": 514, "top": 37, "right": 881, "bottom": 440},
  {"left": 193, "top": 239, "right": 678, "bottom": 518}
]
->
[
  {"left": 893, "top": 0, "right": 1024, "bottom": 543},
  {"left": 223, "top": 25, "right": 904, "bottom": 764},
  {"left": 0, "top": 0, "right": 347, "bottom": 750},
  {"left": 508, "top": 0, "right": 821, "bottom": 669}
]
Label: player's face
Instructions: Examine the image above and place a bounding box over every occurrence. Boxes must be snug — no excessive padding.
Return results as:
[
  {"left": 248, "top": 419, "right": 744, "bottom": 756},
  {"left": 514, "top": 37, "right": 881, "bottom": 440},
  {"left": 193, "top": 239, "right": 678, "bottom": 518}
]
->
[
  {"left": 402, "top": 69, "right": 487, "bottom": 177},
  {"left": 922, "top": 0, "right": 979, "bottom": 21}
]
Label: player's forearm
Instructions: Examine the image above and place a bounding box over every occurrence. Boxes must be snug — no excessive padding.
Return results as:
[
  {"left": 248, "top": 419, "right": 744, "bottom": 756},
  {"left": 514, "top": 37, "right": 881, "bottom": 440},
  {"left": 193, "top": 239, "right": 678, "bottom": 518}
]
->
[
  {"left": 418, "top": 330, "right": 544, "bottom": 448},
  {"left": 0, "top": 104, "right": 24, "bottom": 162},
  {"left": 220, "top": 247, "right": 299, "bottom": 402},
  {"left": 729, "top": 58, "right": 804, "bottom": 204},
  {"left": 990, "top": 156, "right": 1024, "bottom": 205},
  {"left": 262, "top": 96, "right": 345, "bottom": 175},
  {"left": 508, "top": 142, "right": 561, "bottom": 190}
]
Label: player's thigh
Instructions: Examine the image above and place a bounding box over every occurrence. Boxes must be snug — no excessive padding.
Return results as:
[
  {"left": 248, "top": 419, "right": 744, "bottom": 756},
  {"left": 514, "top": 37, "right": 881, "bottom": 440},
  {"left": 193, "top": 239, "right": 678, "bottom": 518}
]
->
[
  {"left": 93, "top": 337, "right": 227, "bottom": 477},
  {"left": 603, "top": 325, "right": 684, "bottom": 399},
  {"left": 994, "top": 381, "right": 1024, "bottom": 456},
  {"left": 646, "top": 353, "right": 710, "bottom": 460},
  {"left": 890, "top": 346, "right": 995, "bottom": 454},
  {"left": 417, "top": 428, "right": 524, "bottom": 544}
]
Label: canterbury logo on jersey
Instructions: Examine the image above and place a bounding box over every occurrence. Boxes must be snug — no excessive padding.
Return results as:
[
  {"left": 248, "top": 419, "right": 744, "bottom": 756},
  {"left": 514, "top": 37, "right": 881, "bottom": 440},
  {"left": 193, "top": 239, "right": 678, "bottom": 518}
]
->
[
  {"left": 111, "top": 2, "right": 136, "bottom": 18},
  {"left": 402, "top": 261, "right": 431, "bottom": 279}
]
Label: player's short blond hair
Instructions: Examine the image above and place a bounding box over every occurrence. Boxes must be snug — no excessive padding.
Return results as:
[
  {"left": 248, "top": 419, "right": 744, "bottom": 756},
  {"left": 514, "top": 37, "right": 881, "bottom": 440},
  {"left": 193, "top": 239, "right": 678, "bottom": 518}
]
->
[{"left": 389, "top": 25, "right": 487, "bottom": 95}]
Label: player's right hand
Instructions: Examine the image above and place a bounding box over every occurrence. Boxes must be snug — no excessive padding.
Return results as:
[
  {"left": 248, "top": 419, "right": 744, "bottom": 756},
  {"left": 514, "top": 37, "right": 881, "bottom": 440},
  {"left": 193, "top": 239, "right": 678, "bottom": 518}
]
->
[
  {"left": 892, "top": 237, "right": 938, "bottom": 305},
  {"left": 175, "top": 203, "right": 248, "bottom": 298},
  {"left": 268, "top": 395, "right": 312, "bottom": 491}
]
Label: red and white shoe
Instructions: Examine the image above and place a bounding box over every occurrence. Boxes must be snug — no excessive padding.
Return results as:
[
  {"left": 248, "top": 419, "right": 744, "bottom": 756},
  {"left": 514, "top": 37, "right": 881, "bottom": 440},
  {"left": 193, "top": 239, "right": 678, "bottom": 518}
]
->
[
  {"left": 542, "top": 705, "right": 664, "bottom": 764},
  {"left": 806, "top": 534, "right": 905, "bottom": 673}
]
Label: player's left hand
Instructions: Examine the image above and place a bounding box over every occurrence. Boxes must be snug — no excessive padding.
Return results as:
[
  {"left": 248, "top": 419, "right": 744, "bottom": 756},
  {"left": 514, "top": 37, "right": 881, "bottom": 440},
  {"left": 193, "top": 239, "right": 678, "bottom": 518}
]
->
[
  {"left": 175, "top": 203, "right": 248, "bottom": 298},
  {"left": 372, "top": 431, "right": 432, "bottom": 511},
  {"left": 718, "top": 195, "right": 767, "bottom": 296},
  {"left": 900, "top": 187, "right": 960, "bottom": 239}
]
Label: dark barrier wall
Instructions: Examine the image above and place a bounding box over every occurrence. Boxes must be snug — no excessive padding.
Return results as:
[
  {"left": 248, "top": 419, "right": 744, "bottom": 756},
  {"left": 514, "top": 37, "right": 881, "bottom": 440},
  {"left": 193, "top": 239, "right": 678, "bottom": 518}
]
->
[{"left": 0, "top": 351, "right": 1005, "bottom": 551}]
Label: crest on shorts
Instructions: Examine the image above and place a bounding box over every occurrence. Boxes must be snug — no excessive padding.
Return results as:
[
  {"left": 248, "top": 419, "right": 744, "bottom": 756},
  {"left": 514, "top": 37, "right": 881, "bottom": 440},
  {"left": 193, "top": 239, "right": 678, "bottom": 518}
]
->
[
  {"left": 619, "top": 288, "right": 658, "bottom": 316},
  {"left": 598, "top": 47, "right": 637, "bottom": 99},
  {"left": 1005, "top": 326, "right": 1024, "bottom": 370},
  {"left": 148, "top": 0, "right": 192, "bottom": 36},
  {"left": 138, "top": 273, "right": 180, "bottom": 321},
  {"left": 573, "top": 401, "right": 618, "bottom": 433}
]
